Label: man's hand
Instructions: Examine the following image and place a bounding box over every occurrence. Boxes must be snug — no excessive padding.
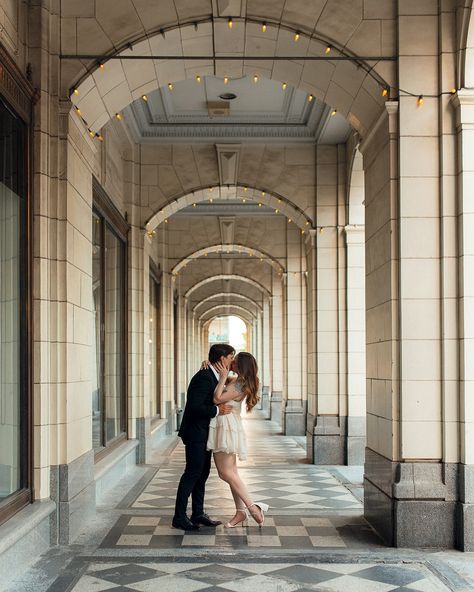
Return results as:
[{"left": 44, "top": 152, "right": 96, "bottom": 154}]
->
[
  {"left": 218, "top": 403, "right": 232, "bottom": 415},
  {"left": 200, "top": 360, "right": 210, "bottom": 370}
]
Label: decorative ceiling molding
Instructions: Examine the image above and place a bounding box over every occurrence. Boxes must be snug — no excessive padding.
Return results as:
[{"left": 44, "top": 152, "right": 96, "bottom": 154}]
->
[
  {"left": 199, "top": 303, "right": 256, "bottom": 322},
  {"left": 217, "top": 144, "right": 241, "bottom": 185},
  {"left": 185, "top": 274, "right": 270, "bottom": 298},
  {"left": 193, "top": 292, "right": 262, "bottom": 313},
  {"left": 219, "top": 217, "right": 236, "bottom": 244}
]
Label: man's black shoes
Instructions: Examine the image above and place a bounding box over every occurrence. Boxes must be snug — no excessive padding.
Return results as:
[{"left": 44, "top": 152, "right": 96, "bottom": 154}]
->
[
  {"left": 172, "top": 516, "right": 199, "bottom": 531},
  {"left": 191, "top": 513, "right": 222, "bottom": 527}
]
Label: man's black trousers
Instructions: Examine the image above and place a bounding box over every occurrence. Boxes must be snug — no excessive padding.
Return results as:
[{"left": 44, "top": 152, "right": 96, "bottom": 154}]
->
[{"left": 174, "top": 441, "right": 212, "bottom": 520}]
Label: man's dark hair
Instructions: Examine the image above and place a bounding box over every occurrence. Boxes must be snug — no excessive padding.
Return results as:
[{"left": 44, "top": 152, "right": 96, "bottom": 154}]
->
[{"left": 208, "top": 343, "right": 235, "bottom": 364}]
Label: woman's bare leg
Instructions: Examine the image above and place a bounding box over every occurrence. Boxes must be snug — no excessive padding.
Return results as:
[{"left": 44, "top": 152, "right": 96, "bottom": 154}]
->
[{"left": 214, "top": 452, "right": 263, "bottom": 523}]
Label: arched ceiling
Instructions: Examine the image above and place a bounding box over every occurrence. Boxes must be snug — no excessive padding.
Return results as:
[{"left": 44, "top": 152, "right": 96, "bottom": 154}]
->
[
  {"left": 66, "top": 12, "right": 395, "bottom": 136},
  {"left": 199, "top": 303, "right": 256, "bottom": 322},
  {"left": 193, "top": 293, "right": 262, "bottom": 314},
  {"left": 187, "top": 276, "right": 265, "bottom": 307},
  {"left": 203, "top": 312, "right": 252, "bottom": 330},
  {"left": 185, "top": 274, "right": 271, "bottom": 298},
  {"left": 172, "top": 243, "right": 285, "bottom": 274}
]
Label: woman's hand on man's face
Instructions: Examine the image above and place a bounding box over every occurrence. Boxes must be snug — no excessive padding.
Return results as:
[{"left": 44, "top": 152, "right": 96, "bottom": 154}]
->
[{"left": 215, "top": 360, "right": 230, "bottom": 378}]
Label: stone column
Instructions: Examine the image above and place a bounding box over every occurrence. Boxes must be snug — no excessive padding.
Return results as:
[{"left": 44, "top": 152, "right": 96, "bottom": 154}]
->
[
  {"left": 283, "top": 225, "right": 306, "bottom": 435},
  {"left": 261, "top": 297, "right": 272, "bottom": 417},
  {"left": 344, "top": 226, "right": 366, "bottom": 464},
  {"left": 453, "top": 89, "right": 474, "bottom": 551},
  {"left": 270, "top": 272, "right": 284, "bottom": 426}
]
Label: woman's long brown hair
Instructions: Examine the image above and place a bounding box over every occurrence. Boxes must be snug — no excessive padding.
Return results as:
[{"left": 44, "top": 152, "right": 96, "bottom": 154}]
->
[{"left": 235, "top": 352, "right": 260, "bottom": 412}]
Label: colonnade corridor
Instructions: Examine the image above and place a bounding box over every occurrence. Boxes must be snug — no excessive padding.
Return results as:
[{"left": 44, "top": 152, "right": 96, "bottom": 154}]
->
[{"left": 4, "top": 410, "right": 472, "bottom": 592}]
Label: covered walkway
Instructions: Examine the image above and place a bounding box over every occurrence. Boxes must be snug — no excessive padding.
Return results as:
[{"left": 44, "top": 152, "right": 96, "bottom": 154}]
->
[{"left": 5, "top": 412, "right": 473, "bottom": 591}]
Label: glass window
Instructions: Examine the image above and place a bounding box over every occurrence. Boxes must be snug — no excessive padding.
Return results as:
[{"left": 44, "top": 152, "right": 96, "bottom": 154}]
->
[
  {"left": 92, "top": 201, "right": 127, "bottom": 453},
  {"left": 0, "top": 96, "right": 28, "bottom": 510},
  {"left": 149, "top": 275, "right": 161, "bottom": 417}
]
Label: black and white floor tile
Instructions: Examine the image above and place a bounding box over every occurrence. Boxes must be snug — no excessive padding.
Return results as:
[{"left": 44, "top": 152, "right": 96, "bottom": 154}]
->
[{"left": 67, "top": 560, "right": 451, "bottom": 592}]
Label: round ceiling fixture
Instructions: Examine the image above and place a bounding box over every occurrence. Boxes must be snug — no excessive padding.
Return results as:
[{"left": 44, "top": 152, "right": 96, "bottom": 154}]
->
[{"left": 219, "top": 93, "right": 237, "bottom": 100}]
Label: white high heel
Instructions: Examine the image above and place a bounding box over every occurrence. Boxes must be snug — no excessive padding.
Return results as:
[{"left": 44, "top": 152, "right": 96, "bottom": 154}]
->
[
  {"left": 246, "top": 502, "right": 269, "bottom": 528},
  {"left": 224, "top": 508, "right": 248, "bottom": 528}
]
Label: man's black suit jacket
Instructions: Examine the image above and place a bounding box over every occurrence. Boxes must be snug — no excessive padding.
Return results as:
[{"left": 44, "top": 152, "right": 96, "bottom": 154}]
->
[{"left": 178, "top": 367, "right": 219, "bottom": 443}]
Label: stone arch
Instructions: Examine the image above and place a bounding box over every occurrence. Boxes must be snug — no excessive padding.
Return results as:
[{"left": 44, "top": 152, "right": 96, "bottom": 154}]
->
[
  {"left": 147, "top": 185, "right": 312, "bottom": 232},
  {"left": 172, "top": 243, "right": 285, "bottom": 275},
  {"left": 185, "top": 274, "right": 270, "bottom": 299},
  {"left": 459, "top": 0, "right": 474, "bottom": 88},
  {"left": 193, "top": 293, "right": 262, "bottom": 314},
  {"left": 203, "top": 312, "right": 253, "bottom": 330},
  {"left": 199, "top": 304, "right": 256, "bottom": 323},
  {"left": 68, "top": 20, "right": 393, "bottom": 137}
]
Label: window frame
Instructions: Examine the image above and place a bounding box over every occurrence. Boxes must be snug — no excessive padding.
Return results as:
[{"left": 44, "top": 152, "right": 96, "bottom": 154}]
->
[
  {"left": 149, "top": 259, "right": 162, "bottom": 424},
  {"left": 92, "top": 178, "right": 129, "bottom": 462},
  {"left": 0, "top": 42, "right": 35, "bottom": 527}
]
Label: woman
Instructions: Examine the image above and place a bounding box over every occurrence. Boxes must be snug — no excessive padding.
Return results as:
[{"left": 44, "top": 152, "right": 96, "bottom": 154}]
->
[{"left": 206, "top": 352, "right": 269, "bottom": 528}]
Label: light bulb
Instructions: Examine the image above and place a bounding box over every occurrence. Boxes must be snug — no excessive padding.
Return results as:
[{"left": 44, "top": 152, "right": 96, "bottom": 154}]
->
[
  {"left": 99, "top": 63, "right": 105, "bottom": 70},
  {"left": 75, "top": 106, "right": 81, "bottom": 115},
  {"left": 97, "top": 134, "right": 104, "bottom": 142},
  {"left": 294, "top": 31, "right": 300, "bottom": 42},
  {"left": 417, "top": 95, "right": 424, "bottom": 107},
  {"left": 228, "top": 17, "right": 233, "bottom": 29},
  {"left": 258, "top": 203, "right": 262, "bottom": 207},
  {"left": 73, "top": 88, "right": 79, "bottom": 96},
  {"left": 308, "top": 94, "right": 314, "bottom": 102},
  {"left": 331, "top": 109, "right": 337, "bottom": 116},
  {"left": 382, "top": 88, "right": 389, "bottom": 97},
  {"left": 168, "top": 82, "right": 173, "bottom": 91},
  {"left": 142, "top": 94, "right": 148, "bottom": 101},
  {"left": 253, "top": 74, "right": 258, "bottom": 83},
  {"left": 88, "top": 129, "right": 94, "bottom": 138},
  {"left": 244, "top": 186, "right": 248, "bottom": 191},
  {"left": 325, "top": 45, "right": 331, "bottom": 54},
  {"left": 262, "top": 22, "right": 267, "bottom": 33},
  {"left": 196, "top": 75, "right": 201, "bottom": 83},
  {"left": 115, "top": 112, "right": 122, "bottom": 120},
  {"left": 224, "top": 76, "right": 229, "bottom": 84},
  {"left": 282, "top": 82, "right": 287, "bottom": 90},
  {"left": 192, "top": 203, "right": 196, "bottom": 207}
]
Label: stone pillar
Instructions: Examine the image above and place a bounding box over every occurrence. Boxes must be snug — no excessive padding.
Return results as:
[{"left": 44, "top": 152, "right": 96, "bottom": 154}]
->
[
  {"left": 344, "top": 226, "right": 366, "bottom": 464},
  {"left": 270, "top": 272, "right": 283, "bottom": 426},
  {"left": 283, "top": 225, "right": 306, "bottom": 435},
  {"left": 453, "top": 89, "right": 474, "bottom": 551},
  {"left": 261, "top": 297, "right": 272, "bottom": 417},
  {"left": 311, "top": 146, "right": 346, "bottom": 464}
]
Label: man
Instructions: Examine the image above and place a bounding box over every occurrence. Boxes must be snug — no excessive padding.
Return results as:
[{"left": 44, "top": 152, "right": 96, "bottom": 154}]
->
[{"left": 172, "top": 343, "right": 235, "bottom": 531}]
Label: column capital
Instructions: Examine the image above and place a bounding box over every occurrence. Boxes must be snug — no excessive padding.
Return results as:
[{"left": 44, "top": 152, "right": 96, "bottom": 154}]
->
[
  {"left": 451, "top": 89, "right": 474, "bottom": 127},
  {"left": 344, "top": 224, "right": 365, "bottom": 245},
  {"left": 359, "top": 100, "right": 398, "bottom": 156}
]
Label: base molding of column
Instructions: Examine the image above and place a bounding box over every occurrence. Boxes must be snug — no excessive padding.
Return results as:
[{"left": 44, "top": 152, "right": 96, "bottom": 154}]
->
[
  {"left": 50, "top": 449, "right": 96, "bottom": 545},
  {"left": 261, "top": 386, "right": 270, "bottom": 418},
  {"left": 284, "top": 400, "right": 307, "bottom": 436},
  {"left": 312, "top": 416, "right": 346, "bottom": 465},
  {"left": 364, "top": 448, "right": 459, "bottom": 548},
  {"left": 458, "top": 464, "right": 474, "bottom": 551},
  {"left": 270, "top": 391, "right": 283, "bottom": 426}
]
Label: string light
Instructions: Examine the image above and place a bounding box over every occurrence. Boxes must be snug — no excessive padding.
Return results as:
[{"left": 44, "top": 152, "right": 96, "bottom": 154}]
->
[
  {"left": 382, "top": 87, "right": 389, "bottom": 97},
  {"left": 417, "top": 95, "right": 424, "bottom": 107},
  {"left": 73, "top": 88, "right": 79, "bottom": 96},
  {"left": 243, "top": 187, "right": 248, "bottom": 192},
  {"left": 262, "top": 22, "right": 267, "bottom": 32},
  {"left": 196, "top": 75, "right": 201, "bottom": 83},
  {"left": 88, "top": 129, "right": 95, "bottom": 138},
  {"left": 331, "top": 108, "right": 337, "bottom": 116},
  {"left": 224, "top": 76, "right": 229, "bottom": 84},
  {"left": 115, "top": 112, "right": 122, "bottom": 120},
  {"left": 228, "top": 17, "right": 233, "bottom": 29},
  {"left": 262, "top": 191, "right": 265, "bottom": 196},
  {"left": 294, "top": 31, "right": 300, "bottom": 42},
  {"left": 253, "top": 74, "right": 259, "bottom": 83},
  {"left": 288, "top": 218, "right": 292, "bottom": 223},
  {"left": 192, "top": 203, "right": 196, "bottom": 207},
  {"left": 451, "top": 88, "right": 457, "bottom": 94},
  {"left": 308, "top": 94, "right": 314, "bottom": 102},
  {"left": 275, "top": 209, "right": 279, "bottom": 213},
  {"left": 258, "top": 202, "right": 262, "bottom": 207},
  {"left": 97, "top": 134, "right": 104, "bottom": 142},
  {"left": 282, "top": 82, "right": 287, "bottom": 90},
  {"left": 168, "top": 82, "right": 173, "bottom": 91},
  {"left": 99, "top": 63, "right": 105, "bottom": 70},
  {"left": 142, "top": 94, "right": 148, "bottom": 101},
  {"left": 325, "top": 45, "right": 332, "bottom": 54},
  {"left": 75, "top": 106, "right": 82, "bottom": 116},
  {"left": 164, "top": 219, "right": 168, "bottom": 223}
]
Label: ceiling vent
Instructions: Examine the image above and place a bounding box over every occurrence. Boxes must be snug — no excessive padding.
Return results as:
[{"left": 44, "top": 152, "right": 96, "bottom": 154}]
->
[{"left": 207, "top": 101, "right": 230, "bottom": 117}]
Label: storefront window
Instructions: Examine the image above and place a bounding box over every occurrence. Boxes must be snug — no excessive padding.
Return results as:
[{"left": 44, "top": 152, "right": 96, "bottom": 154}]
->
[
  {"left": 0, "top": 94, "right": 29, "bottom": 521},
  {"left": 92, "top": 181, "right": 128, "bottom": 454}
]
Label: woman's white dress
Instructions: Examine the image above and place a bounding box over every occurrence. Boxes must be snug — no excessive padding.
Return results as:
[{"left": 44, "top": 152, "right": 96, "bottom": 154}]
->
[{"left": 207, "top": 382, "right": 247, "bottom": 461}]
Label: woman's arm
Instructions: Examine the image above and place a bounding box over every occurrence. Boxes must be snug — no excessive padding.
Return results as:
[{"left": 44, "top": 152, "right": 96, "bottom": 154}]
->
[
  {"left": 213, "top": 378, "right": 239, "bottom": 404},
  {"left": 212, "top": 360, "right": 237, "bottom": 404}
]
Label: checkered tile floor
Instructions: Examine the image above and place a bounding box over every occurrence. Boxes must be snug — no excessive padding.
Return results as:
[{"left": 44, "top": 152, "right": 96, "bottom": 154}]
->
[{"left": 68, "top": 560, "right": 451, "bottom": 592}]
